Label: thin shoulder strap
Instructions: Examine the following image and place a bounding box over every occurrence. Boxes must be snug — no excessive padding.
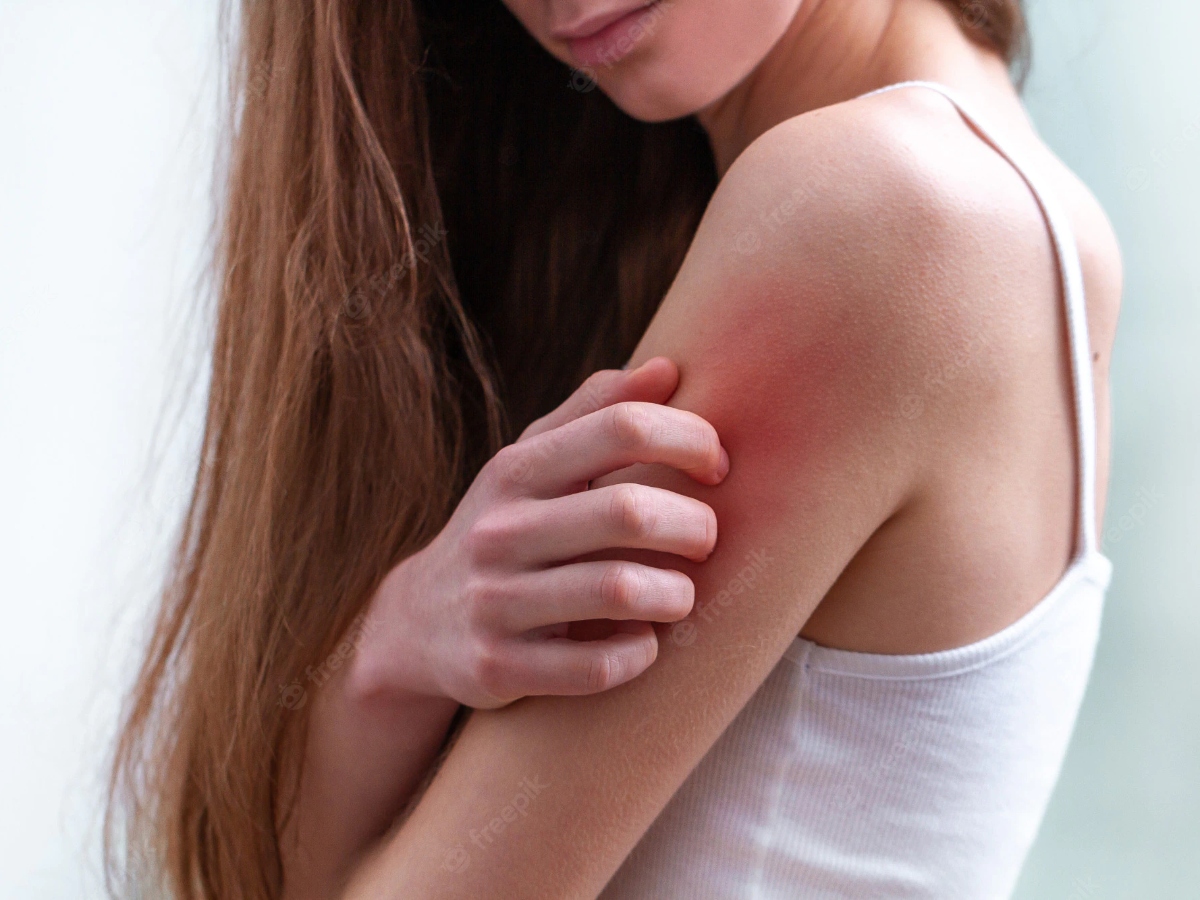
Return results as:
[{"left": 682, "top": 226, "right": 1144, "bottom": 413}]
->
[{"left": 861, "top": 80, "right": 1100, "bottom": 558}]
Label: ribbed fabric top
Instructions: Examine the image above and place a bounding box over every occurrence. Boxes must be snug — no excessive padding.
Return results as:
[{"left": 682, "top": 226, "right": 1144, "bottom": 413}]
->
[{"left": 600, "top": 82, "right": 1111, "bottom": 899}]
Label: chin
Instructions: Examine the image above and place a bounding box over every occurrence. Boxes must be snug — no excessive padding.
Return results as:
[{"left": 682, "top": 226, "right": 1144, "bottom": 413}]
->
[
  {"left": 503, "top": 0, "right": 804, "bottom": 123},
  {"left": 591, "top": 60, "right": 735, "bottom": 123},
  {"left": 582, "top": 17, "right": 794, "bottom": 123}
]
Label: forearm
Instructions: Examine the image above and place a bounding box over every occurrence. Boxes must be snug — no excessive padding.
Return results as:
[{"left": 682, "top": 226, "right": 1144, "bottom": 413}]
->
[
  {"left": 277, "top": 360, "right": 727, "bottom": 898},
  {"left": 280, "top": 659, "right": 460, "bottom": 900}
]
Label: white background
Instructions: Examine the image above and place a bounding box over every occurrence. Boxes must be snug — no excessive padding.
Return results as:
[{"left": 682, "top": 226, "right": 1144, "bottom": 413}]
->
[{"left": 1, "top": 1, "right": 1197, "bottom": 897}]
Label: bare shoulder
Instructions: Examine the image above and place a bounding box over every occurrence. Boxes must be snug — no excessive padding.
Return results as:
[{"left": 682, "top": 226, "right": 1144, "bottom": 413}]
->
[
  {"left": 652, "top": 94, "right": 1018, "bottom": 444},
  {"left": 653, "top": 86, "right": 1122, "bottom": 442},
  {"left": 623, "top": 87, "right": 1129, "bottom": 655}
]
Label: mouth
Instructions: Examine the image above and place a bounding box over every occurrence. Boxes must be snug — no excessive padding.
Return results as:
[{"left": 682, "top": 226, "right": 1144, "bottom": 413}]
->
[{"left": 552, "top": 2, "right": 662, "bottom": 69}]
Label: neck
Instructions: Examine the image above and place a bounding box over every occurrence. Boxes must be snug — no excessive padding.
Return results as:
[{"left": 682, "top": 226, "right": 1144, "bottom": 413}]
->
[{"left": 696, "top": 0, "right": 1020, "bottom": 175}]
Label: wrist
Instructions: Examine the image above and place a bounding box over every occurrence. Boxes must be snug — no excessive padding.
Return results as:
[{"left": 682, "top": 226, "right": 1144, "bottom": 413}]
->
[{"left": 346, "top": 554, "right": 447, "bottom": 706}]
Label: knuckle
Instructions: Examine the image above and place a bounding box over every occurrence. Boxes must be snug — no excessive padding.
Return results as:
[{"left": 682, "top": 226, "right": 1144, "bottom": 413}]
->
[
  {"left": 464, "top": 510, "right": 519, "bottom": 562},
  {"left": 609, "top": 485, "right": 656, "bottom": 538},
  {"left": 490, "top": 444, "right": 532, "bottom": 491},
  {"left": 609, "top": 402, "right": 655, "bottom": 451},
  {"left": 600, "top": 563, "right": 643, "bottom": 614},
  {"left": 470, "top": 639, "right": 510, "bottom": 698},
  {"left": 463, "top": 521, "right": 493, "bottom": 561},
  {"left": 461, "top": 575, "right": 499, "bottom": 624}
]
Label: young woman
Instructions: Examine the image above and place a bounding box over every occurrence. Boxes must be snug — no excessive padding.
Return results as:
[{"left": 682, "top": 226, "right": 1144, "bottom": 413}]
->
[{"left": 107, "top": 0, "right": 1122, "bottom": 897}]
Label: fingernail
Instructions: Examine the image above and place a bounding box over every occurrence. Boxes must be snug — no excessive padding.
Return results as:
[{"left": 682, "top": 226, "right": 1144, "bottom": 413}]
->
[
  {"left": 627, "top": 356, "right": 666, "bottom": 373},
  {"left": 716, "top": 447, "right": 730, "bottom": 480}
]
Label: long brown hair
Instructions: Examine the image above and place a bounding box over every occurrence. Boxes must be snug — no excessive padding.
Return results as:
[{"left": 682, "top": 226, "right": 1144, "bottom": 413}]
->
[{"left": 105, "top": 1, "right": 1027, "bottom": 897}]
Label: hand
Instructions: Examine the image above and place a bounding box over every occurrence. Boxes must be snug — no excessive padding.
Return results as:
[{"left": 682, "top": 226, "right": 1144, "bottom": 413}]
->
[{"left": 352, "top": 357, "right": 730, "bottom": 709}]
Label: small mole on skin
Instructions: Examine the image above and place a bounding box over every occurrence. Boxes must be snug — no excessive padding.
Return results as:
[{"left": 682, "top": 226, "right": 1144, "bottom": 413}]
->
[{"left": 1093, "top": 351, "right": 1100, "bottom": 362}]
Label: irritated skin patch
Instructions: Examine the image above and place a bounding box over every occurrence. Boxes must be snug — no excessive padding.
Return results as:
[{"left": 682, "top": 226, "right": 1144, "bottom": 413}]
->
[{"left": 581, "top": 312, "right": 871, "bottom": 635}]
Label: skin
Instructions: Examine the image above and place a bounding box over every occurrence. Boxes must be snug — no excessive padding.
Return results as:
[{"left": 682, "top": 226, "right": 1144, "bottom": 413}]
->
[
  {"left": 287, "top": 0, "right": 1124, "bottom": 896},
  {"left": 280, "top": 359, "right": 731, "bottom": 896}
]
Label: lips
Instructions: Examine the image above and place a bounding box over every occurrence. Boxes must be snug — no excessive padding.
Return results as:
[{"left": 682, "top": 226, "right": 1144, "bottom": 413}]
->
[{"left": 555, "top": 2, "right": 660, "bottom": 69}]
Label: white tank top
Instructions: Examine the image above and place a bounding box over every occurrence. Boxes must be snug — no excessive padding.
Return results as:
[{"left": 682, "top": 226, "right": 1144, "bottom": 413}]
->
[{"left": 601, "top": 82, "right": 1112, "bottom": 899}]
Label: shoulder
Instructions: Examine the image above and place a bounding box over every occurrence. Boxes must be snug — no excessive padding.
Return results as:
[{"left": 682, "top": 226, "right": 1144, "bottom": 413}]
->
[
  {"left": 693, "top": 88, "right": 1055, "bottom": 322},
  {"left": 697, "top": 86, "right": 1120, "bottom": 339},
  {"left": 661, "top": 93, "right": 1032, "bottom": 436},
  {"left": 636, "top": 87, "right": 1132, "bottom": 514},
  {"left": 664, "top": 86, "right": 1129, "bottom": 428}
]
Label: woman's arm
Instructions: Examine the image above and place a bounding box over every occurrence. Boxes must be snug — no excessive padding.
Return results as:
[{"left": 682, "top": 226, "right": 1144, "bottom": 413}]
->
[
  {"left": 341, "top": 108, "right": 988, "bottom": 898},
  {"left": 279, "top": 667, "right": 459, "bottom": 900},
  {"left": 279, "top": 360, "right": 733, "bottom": 899}
]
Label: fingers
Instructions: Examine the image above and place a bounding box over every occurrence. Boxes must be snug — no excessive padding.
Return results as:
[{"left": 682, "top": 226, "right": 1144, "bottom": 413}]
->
[
  {"left": 459, "top": 355, "right": 719, "bottom": 705},
  {"left": 505, "top": 623, "right": 660, "bottom": 697},
  {"left": 469, "top": 483, "right": 718, "bottom": 566},
  {"left": 517, "top": 356, "right": 678, "bottom": 442},
  {"left": 499, "top": 401, "right": 730, "bottom": 496},
  {"left": 489, "top": 562, "right": 694, "bottom": 633}
]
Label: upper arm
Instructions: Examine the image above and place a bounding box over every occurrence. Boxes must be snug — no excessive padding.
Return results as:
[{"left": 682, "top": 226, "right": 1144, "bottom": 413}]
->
[{"left": 346, "top": 110, "right": 990, "bottom": 900}]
